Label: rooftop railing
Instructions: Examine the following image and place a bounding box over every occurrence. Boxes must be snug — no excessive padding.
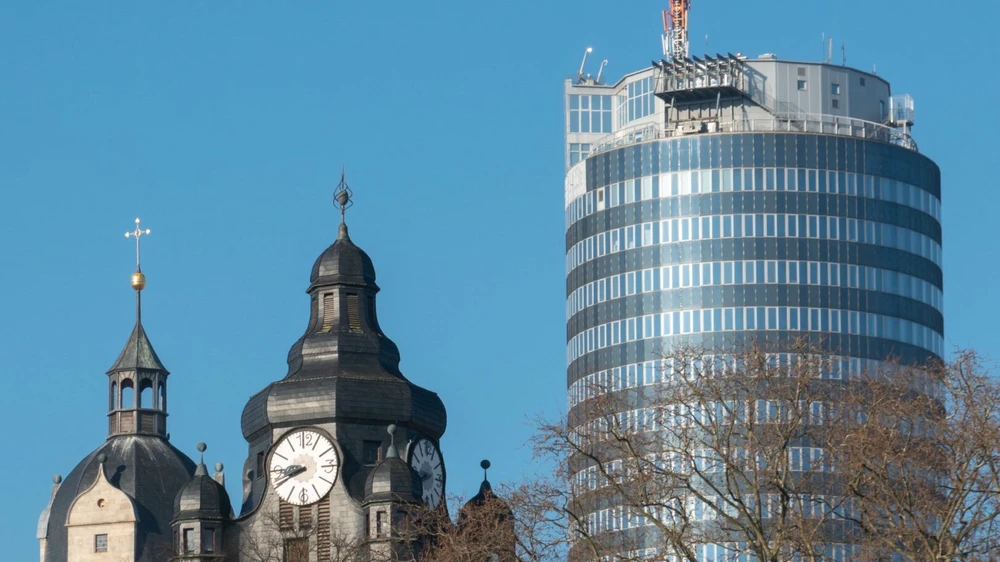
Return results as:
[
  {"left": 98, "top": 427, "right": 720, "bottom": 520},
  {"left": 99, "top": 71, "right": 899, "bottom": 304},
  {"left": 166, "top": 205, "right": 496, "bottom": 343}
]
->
[{"left": 588, "top": 114, "right": 918, "bottom": 158}]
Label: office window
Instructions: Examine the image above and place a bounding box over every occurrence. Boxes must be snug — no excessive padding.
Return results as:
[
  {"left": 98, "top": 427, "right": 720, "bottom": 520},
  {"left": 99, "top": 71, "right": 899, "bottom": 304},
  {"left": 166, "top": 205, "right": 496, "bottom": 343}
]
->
[
  {"left": 569, "top": 95, "right": 612, "bottom": 133},
  {"left": 860, "top": 76, "right": 867, "bottom": 86},
  {"left": 618, "top": 77, "right": 655, "bottom": 123},
  {"left": 797, "top": 80, "right": 807, "bottom": 91},
  {"left": 95, "top": 534, "right": 108, "bottom": 553},
  {"left": 569, "top": 143, "right": 591, "bottom": 166},
  {"left": 832, "top": 99, "right": 840, "bottom": 109},
  {"left": 831, "top": 83, "right": 841, "bottom": 95}
]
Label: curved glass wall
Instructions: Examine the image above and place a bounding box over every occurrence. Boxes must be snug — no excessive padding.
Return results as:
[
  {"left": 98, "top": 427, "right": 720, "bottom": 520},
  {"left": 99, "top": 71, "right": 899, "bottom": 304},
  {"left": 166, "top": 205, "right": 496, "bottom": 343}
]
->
[
  {"left": 563, "top": 133, "right": 942, "bottom": 560},
  {"left": 565, "top": 133, "right": 942, "bottom": 392}
]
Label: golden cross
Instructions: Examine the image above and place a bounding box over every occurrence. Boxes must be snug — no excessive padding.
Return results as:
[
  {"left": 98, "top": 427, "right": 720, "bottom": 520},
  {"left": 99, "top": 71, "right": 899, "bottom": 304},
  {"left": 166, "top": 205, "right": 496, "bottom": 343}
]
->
[{"left": 124, "top": 217, "right": 151, "bottom": 268}]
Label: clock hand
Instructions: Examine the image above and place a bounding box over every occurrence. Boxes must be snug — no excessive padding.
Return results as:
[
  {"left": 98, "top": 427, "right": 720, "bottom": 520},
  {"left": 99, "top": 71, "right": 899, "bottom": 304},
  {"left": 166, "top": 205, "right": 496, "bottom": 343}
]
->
[{"left": 274, "top": 465, "right": 307, "bottom": 488}]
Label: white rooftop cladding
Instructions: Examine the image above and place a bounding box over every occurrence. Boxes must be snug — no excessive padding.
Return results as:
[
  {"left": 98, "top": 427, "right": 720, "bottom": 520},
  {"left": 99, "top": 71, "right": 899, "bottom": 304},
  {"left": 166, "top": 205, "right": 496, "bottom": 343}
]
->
[{"left": 565, "top": 53, "right": 917, "bottom": 182}]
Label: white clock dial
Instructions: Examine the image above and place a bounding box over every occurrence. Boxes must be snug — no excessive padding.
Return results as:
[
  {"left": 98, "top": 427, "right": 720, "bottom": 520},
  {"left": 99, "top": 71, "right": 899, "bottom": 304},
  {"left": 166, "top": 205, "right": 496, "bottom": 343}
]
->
[
  {"left": 268, "top": 428, "right": 339, "bottom": 506},
  {"left": 408, "top": 438, "right": 445, "bottom": 509}
]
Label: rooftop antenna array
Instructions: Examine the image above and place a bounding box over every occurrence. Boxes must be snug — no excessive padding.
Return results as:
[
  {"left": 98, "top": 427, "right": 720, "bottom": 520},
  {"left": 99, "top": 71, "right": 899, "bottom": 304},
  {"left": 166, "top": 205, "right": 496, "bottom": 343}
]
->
[{"left": 662, "top": 0, "right": 691, "bottom": 62}]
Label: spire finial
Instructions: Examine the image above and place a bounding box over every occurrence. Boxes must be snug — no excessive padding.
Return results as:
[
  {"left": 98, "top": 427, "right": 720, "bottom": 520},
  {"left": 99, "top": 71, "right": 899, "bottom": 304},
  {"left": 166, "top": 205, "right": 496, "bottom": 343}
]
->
[
  {"left": 194, "top": 442, "right": 208, "bottom": 475},
  {"left": 386, "top": 424, "right": 398, "bottom": 458},
  {"left": 333, "top": 167, "right": 353, "bottom": 239},
  {"left": 481, "top": 459, "right": 491, "bottom": 481},
  {"left": 124, "top": 218, "right": 151, "bottom": 292}
]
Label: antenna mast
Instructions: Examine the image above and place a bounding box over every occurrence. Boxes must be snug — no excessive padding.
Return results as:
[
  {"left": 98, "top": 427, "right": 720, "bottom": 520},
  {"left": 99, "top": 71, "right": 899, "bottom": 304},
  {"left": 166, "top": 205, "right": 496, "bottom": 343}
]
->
[{"left": 662, "top": 0, "right": 691, "bottom": 61}]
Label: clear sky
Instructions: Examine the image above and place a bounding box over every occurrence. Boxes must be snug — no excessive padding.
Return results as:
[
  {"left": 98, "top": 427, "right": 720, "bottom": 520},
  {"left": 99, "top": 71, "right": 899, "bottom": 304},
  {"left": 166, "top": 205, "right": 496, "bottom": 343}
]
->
[{"left": 1, "top": 1, "right": 995, "bottom": 558}]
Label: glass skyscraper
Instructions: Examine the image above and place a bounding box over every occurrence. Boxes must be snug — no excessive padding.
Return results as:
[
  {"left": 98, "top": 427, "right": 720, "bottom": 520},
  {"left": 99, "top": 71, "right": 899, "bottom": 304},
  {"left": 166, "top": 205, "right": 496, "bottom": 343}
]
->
[{"left": 564, "top": 54, "right": 941, "bottom": 557}]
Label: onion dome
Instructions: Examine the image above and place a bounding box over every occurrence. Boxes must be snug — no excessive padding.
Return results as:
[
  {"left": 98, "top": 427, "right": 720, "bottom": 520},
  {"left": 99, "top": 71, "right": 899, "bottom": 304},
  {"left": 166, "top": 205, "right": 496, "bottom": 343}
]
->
[
  {"left": 240, "top": 175, "right": 447, "bottom": 509},
  {"left": 309, "top": 222, "right": 377, "bottom": 291},
  {"left": 363, "top": 425, "right": 423, "bottom": 505},
  {"left": 172, "top": 443, "right": 232, "bottom": 522},
  {"left": 461, "top": 460, "right": 513, "bottom": 522}
]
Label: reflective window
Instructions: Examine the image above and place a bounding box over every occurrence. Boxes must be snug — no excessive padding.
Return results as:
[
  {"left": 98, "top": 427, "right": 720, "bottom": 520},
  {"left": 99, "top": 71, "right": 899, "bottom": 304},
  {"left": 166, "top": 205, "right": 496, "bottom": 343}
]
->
[{"left": 568, "top": 94, "right": 612, "bottom": 134}]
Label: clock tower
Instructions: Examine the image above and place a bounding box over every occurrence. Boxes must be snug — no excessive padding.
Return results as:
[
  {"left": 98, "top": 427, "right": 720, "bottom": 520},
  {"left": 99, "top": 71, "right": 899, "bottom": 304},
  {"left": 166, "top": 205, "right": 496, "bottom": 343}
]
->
[{"left": 237, "top": 173, "right": 448, "bottom": 560}]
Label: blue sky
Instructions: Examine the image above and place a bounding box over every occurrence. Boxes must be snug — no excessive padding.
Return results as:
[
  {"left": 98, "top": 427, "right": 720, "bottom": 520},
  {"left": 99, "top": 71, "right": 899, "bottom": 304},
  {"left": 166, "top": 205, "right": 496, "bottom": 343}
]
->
[{"left": 0, "top": 1, "right": 995, "bottom": 558}]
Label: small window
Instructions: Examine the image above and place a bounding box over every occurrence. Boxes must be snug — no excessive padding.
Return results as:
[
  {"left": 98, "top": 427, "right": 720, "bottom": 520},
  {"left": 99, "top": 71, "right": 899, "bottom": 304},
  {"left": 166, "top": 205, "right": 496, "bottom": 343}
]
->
[
  {"left": 347, "top": 294, "right": 360, "bottom": 330},
  {"left": 832, "top": 99, "right": 840, "bottom": 109},
  {"left": 95, "top": 534, "right": 108, "bottom": 553},
  {"left": 860, "top": 76, "right": 866, "bottom": 86},
  {"left": 831, "top": 83, "right": 841, "bottom": 95},
  {"left": 797, "top": 80, "right": 807, "bottom": 91},
  {"left": 183, "top": 528, "right": 195, "bottom": 553},
  {"left": 203, "top": 528, "right": 215, "bottom": 553},
  {"left": 363, "top": 440, "right": 382, "bottom": 464},
  {"left": 321, "top": 293, "right": 338, "bottom": 331},
  {"left": 376, "top": 510, "right": 387, "bottom": 537}
]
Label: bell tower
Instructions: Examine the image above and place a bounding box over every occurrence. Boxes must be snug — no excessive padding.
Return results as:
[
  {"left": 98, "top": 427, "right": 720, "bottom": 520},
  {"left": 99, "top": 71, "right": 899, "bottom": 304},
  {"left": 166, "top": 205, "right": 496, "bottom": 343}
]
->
[{"left": 107, "top": 218, "right": 169, "bottom": 437}]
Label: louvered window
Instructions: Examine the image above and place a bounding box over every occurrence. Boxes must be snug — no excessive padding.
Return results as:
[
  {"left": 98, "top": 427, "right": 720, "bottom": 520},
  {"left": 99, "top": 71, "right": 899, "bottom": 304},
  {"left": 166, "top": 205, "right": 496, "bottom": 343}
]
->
[
  {"left": 321, "top": 293, "right": 337, "bottom": 331},
  {"left": 317, "top": 501, "right": 331, "bottom": 561},
  {"left": 347, "top": 294, "right": 360, "bottom": 330},
  {"left": 299, "top": 504, "right": 313, "bottom": 529},
  {"left": 279, "top": 499, "right": 294, "bottom": 530}
]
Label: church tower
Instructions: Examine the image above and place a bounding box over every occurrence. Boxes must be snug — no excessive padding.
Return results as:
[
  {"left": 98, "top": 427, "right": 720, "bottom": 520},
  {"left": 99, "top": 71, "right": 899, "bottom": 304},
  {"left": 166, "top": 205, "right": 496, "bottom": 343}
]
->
[
  {"left": 37, "top": 219, "right": 197, "bottom": 562},
  {"left": 237, "top": 174, "right": 448, "bottom": 560}
]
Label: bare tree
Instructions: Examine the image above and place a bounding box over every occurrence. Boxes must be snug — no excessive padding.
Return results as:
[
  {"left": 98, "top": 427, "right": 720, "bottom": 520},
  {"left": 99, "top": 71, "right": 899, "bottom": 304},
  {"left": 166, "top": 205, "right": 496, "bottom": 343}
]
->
[
  {"left": 530, "top": 343, "right": 1000, "bottom": 562},
  {"left": 239, "top": 499, "right": 370, "bottom": 562},
  {"left": 833, "top": 350, "right": 1000, "bottom": 561}
]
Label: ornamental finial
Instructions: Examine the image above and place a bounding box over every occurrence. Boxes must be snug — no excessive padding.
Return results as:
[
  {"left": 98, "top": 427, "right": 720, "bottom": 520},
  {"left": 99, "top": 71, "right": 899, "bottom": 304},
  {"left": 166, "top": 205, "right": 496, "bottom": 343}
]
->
[
  {"left": 334, "top": 166, "right": 353, "bottom": 236},
  {"left": 124, "top": 218, "right": 151, "bottom": 291}
]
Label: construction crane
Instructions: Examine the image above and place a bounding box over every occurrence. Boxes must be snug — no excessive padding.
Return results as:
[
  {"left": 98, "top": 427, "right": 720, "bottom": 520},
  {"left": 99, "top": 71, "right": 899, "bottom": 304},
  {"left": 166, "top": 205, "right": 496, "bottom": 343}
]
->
[{"left": 662, "top": 0, "right": 691, "bottom": 62}]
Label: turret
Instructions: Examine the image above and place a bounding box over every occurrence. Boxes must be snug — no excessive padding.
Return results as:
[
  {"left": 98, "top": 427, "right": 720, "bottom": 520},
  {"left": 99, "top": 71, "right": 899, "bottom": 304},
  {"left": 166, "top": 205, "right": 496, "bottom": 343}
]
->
[
  {"left": 171, "top": 443, "right": 232, "bottom": 561},
  {"left": 363, "top": 425, "right": 423, "bottom": 561}
]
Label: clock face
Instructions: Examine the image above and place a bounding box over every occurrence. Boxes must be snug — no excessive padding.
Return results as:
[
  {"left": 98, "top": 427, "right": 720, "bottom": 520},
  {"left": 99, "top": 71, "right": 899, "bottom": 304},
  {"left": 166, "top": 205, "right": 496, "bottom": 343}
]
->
[
  {"left": 268, "top": 428, "right": 339, "bottom": 506},
  {"left": 408, "top": 438, "right": 445, "bottom": 510}
]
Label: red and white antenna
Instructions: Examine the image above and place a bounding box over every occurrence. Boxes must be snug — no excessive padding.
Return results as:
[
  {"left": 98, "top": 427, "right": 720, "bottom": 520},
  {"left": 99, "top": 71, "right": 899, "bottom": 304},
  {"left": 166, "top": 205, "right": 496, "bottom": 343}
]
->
[{"left": 662, "top": 0, "right": 691, "bottom": 61}]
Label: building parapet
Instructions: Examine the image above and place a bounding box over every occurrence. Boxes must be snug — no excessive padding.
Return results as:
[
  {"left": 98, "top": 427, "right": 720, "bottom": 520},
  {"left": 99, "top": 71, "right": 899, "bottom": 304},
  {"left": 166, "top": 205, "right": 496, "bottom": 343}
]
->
[{"left": 589, "top": 113, "right": 918, "bottom": 158}]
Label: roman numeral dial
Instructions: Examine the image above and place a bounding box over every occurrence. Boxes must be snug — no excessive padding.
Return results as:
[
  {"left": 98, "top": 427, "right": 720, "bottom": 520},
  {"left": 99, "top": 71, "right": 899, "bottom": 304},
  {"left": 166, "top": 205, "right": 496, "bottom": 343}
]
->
[
  {"left": 408, "top": 438, "right": 445, "bottom": 510},
  {"left": 267, "top": 428, "right": 340, "bottom": 506}
]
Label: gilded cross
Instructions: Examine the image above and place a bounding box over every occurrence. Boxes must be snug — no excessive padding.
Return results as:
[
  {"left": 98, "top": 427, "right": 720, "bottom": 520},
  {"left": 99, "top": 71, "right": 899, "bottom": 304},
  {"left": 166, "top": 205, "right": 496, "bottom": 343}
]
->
[{"left": 124, "top": 217, "right": 151, "bottom": 268}]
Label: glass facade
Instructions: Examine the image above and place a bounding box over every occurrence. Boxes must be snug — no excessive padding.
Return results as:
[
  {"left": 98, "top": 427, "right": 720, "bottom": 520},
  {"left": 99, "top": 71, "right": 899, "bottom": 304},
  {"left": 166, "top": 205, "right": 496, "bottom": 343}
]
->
[
  {"left": 566, "top": 133, "right": 942, "bottom": 391},
  {"left": 563, "top": 133, "right": 942, "bottom": 558}
]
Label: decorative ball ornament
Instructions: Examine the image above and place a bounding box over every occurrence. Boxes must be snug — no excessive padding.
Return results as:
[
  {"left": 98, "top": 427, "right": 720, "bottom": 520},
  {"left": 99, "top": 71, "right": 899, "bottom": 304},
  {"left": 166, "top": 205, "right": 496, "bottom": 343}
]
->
[
  {"left": 197, "top": 442, "right": 207, "bottom": 453},
  {"left": 481, "top": 459, "right": 491, "bottom": 471},
  {"left": 215, "top": 463, "right": 224, "bottom": 472},
  {"left": 53, "top": 474, "right": 62, "bottom": 484},
  {"left": 131, "top": 271, "right": 146, "bottom": 291},
  {"left": 97, "top": 453, "right": 108, "bottom": 464}
]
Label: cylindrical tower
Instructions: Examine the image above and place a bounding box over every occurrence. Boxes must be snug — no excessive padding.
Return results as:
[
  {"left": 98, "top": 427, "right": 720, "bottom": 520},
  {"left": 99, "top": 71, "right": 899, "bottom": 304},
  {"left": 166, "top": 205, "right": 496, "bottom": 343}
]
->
[{"left": 563, "top": 57, "right": 942, "bottom": 557}]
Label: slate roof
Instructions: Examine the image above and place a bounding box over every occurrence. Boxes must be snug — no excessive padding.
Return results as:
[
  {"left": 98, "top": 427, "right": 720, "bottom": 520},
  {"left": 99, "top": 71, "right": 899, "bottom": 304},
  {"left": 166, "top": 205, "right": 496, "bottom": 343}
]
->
[
  {"left": 309, "top": 223, "right": 378, "bottom": 290},
  {"left": 106, "top": 321, "right": 168, "bottom": 374},
  {"left": 173, "top": 462, "right": 233, "bottom": 522},
  {"left": 241, "top": 221, "right": 447, "bottom": 443},
  {"left": 40, "top": 435, "right": 195, "bottom": 562}
]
